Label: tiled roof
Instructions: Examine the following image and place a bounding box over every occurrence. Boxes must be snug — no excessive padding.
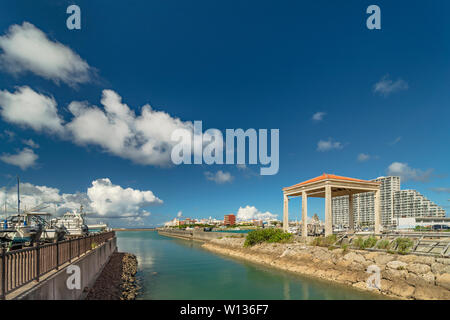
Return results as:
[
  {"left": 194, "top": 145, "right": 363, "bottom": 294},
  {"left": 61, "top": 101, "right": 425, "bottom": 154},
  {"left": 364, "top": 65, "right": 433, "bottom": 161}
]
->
[{"left": 284, "top": 173, "right": 371, "bottom": 189}]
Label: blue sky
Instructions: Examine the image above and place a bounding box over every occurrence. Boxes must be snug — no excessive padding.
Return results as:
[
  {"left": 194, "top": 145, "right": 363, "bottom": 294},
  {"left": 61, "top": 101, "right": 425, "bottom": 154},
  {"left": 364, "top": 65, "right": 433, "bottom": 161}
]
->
[{"left": 0, "top": 0, "right": 449, "bottom": 226}]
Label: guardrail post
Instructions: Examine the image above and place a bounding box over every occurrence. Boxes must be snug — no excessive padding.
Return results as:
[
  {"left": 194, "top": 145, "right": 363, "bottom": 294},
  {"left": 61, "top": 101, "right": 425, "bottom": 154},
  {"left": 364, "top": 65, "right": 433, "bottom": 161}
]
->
[
  {"left": 56, "top": 241, "right": 59, "bottom": 270},
  {"left": 69, "top": 238, "right": 72, "bottom": 262},
  {"left": 1, "top": 247, "right": 6, "bottom": 300},
  {"left": 36, "top": 244, "right": 40, "bottom": 282}
]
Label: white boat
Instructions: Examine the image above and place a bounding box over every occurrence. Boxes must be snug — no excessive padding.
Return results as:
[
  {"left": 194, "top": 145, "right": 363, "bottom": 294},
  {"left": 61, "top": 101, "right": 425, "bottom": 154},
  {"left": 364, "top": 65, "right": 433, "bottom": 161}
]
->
[{"left": 52, "top": 207, "right": 89, "bottom": 237}]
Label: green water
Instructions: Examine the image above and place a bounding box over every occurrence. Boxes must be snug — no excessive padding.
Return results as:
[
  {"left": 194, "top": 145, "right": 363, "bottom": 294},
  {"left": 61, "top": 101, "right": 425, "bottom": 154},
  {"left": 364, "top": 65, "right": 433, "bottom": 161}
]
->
[{"left": 116, "top": 231, "right": 383, "bottom": 300}]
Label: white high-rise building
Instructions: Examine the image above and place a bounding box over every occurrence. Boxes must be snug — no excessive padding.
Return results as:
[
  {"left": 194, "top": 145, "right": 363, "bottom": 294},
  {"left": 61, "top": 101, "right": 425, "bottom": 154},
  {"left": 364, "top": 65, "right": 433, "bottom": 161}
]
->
[{"left": 332, "top": 176, "right": 445, "bottom": 229}]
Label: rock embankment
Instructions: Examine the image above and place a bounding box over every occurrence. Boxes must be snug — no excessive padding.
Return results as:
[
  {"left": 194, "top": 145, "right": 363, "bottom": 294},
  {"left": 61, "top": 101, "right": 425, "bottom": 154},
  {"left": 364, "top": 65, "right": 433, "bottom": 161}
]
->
[
  {"left": 121, "top": 253, "right": 139, "bottom": 300},
  {"left": 202, "top": 238, "right": 450, "bottom": 300},
  {"left": 85, "top": 252, "right": 140, "bottom": 300}
]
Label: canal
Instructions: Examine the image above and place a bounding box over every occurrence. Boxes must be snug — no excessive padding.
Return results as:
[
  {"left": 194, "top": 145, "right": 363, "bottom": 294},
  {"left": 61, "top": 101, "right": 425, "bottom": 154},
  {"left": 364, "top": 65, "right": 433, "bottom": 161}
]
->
[{"left": 116, "top": 230, "right": 382, "bottom": 300}]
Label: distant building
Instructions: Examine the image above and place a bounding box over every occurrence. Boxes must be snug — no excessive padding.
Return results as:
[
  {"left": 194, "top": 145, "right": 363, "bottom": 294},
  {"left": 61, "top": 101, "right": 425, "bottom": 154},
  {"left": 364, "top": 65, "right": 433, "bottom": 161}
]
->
[
  {"left": 253, "top": 219, "right": 263, "bottom": 227},
  {"left": 224, "top": 214, "right": 236, "bottom": 226},
  {"left": 332, "top": 176, "right": 445, "bottom": 229},
  {"left": 397, "top": 217, "right": 450, "bottom": 230}
]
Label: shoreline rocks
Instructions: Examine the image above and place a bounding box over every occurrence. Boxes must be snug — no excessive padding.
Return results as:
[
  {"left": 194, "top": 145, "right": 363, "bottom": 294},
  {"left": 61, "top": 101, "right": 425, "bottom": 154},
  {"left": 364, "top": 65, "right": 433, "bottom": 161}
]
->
[
  {"left": 85, "top": 252, "right": 140, "bottom": 300},
  {"left": 121, "top": 253, "right": 139, "bottom": 300},
  {"left": 202, "top": 238, "right": 450, "bottom": 300}
]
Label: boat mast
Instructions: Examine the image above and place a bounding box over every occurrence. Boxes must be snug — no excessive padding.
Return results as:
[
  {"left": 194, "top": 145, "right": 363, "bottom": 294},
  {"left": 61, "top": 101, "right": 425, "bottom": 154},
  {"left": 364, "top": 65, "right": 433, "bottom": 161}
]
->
[{"left": 17, "top": 176, "right": 20, "bottom": 216}]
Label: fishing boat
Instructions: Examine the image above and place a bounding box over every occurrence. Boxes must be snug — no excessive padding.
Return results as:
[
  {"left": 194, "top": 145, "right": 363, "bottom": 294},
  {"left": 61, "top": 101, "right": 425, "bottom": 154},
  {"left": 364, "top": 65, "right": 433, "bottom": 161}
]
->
[
  {"left": 51, "top": 206, "right": 89, "bottom": 237},
  {"left": 0, "top": 214, "right": 44, "bottom": 249}
]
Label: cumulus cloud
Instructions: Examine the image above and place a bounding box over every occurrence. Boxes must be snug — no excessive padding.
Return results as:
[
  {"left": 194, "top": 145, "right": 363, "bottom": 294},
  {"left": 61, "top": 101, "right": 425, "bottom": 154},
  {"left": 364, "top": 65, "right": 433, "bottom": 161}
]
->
[
  {"left": 236, "top": 205, "right": 277, "bottom": 221},
  {"left": 312, "top": 112, "right": 326, "bottom": 122},
  {"left": 373, "top": 75, "right": 408, "bottom": 96},
  {"left": 0, "top": 147, "right": 38, "bottom": 170},
  {"left": 204, "top": 170, "right": 233, "bottom": 184},
  {"left": 0, "top": 86, "right": 64, "bottom": 133},
  {"left": 66, "top": 89, "right": 198, "bottom": 166},
  {"left": 22, "top": 139, "right": 39, "bottom": 148},
  {"left": 317, "top": 138, "right": 343, "bottom": 152},
  {"left": 357, "top": 153, "right": 370, "bottom": 162},
  {"left": 87, "top": 178, "right": 162, "bottom": 218},
  {"left": 0, "top": 22, "right": 93, "bottom": 86},
  {"left": 177, "top": 211, "right": 183, "bottom": 217},
  {"left": 387, "top": 162, "right": 434, "bottom": 183},
  {"left": 0, "top": 178, "right": 162, "bottom": 220},
  {"left": 0, "top": 87, "right": 214, "bottom": 167}
]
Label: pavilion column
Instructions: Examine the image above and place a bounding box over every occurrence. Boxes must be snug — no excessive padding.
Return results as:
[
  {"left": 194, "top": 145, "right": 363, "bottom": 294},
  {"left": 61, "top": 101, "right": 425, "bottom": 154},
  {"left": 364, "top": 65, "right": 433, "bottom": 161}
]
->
[
  {"left": 283, "top": 194, "right": 289, "bottom": 232},
  {"left": 325, "top": 185, "right": 332, "bottom": 236},
  {"left": 302, "top": 191, "right": 308, "bottom": 238},
  {"left": 374, "top": 189, "right": 381, "bottom": 234},
  {"left": 348, "top": 193, "right": 354, "bottom": 233}
]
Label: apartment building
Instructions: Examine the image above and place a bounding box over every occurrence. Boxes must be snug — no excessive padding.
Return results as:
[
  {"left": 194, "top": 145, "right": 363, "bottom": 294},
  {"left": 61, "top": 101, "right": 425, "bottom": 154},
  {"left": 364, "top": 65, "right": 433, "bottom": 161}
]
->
[{"left": 332, "top": 176, "right": 445, "bottom": 229}]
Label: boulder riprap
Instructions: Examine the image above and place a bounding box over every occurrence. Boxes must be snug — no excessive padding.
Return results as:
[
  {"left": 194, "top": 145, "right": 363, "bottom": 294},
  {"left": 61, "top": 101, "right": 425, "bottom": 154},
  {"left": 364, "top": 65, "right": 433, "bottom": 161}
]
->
[
  {"left": 202, "top": 237, "right": 450, "bottom": 300},
  {"left": 85, "top": 252, "right": 140, "bottom": 300},
  {"left": 121, "top": 253, "right": 140, "bottom": 300}
]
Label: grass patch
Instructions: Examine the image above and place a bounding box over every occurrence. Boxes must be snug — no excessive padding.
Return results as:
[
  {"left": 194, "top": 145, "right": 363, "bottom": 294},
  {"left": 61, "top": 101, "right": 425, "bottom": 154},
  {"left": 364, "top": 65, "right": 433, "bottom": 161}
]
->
[
  {"left": 376, "top": 239, "right": 390, "bottom": 250},
  {"left": 311, "top": 234, "right": 337, "bottom": 248},
  {"left": 244, "top": 229, "right": 293, "bottom": 247}
]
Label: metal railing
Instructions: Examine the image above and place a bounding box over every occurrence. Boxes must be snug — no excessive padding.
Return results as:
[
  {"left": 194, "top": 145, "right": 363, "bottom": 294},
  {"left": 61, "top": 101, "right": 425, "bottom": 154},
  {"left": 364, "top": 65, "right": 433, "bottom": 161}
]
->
[{"left": 0, "top": 231, "right": 115, "bottom": 299}]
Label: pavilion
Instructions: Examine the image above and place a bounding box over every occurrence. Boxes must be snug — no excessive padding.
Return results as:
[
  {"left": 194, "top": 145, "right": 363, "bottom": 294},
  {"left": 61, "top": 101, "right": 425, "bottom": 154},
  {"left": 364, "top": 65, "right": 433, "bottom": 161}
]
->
[{"left": 282, "top": 173, "right": 381, "bottom": 237}]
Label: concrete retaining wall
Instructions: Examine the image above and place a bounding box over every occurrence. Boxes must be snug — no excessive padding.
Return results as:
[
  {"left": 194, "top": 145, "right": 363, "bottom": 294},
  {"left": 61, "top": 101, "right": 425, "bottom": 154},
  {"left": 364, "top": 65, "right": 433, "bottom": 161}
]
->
[
  {"left": 158, "top": 229, "right": 246, "bottom": 242},
  {"left": 14, "top": 237, "right": 117, "bottom": 300}
]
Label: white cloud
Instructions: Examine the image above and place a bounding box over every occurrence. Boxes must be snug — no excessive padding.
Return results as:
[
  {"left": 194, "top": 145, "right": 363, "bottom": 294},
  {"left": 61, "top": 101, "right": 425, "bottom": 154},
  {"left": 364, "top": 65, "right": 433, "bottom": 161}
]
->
[
  {"left": 66, "top": 89, "right": 197, "bottom": 166},
  {"left": 236, "top": 205, "right": 277, "bottom": 221},
  {"left": 0, "top": 86, "right": 64, "bottom": 133},
  {"left": 0, "top": 22, "right": 93, "bottom": 86},
  {"left": 0, "top": 87, "right": 213, "bottom": 167},
  {"left": 387, "top": 162, "right": 434, "bottom": 183},
  {"left": 0, "top": 147, "right": 38, "bottom": 170},
  {"left": 312, "top": 112, "right": 326, "bottom": 121},
  {"left": 357, "top": 153, "right": 370, "bottom": 162},
  {"left": 177, "top": 211, "right": 183, "bottom": 217},
  {"left": 0, "top": 178, "right": 162, "bottom": 220},
  {"left": 204, "top": 170, "right": 233, "bottom": 184},
  {"left": 317, "top": 138, "right": 343, "bottom": 152},
  {"left": 373, "top": 75, "right": 408, "bottom": 96},
  {"left": 22, "top": 139, "right": 39, "bottom": 148},
  {"left": 87, "top": 178, "right": 162, "bottom": 218}
]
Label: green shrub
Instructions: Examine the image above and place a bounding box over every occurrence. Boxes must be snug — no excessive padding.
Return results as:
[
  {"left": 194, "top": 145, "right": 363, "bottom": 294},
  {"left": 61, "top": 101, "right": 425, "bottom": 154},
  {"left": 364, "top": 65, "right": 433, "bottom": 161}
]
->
[
  {"left": 310, "top": 234, "right": 337, "bottom": 248},
  {"left": 244, "top": 229, "right": 292, "bottom": 247},
  {"left": 353, "top": 236, "right": 365, "bottom": 249},
  {"left": 395, "top": 238, "right": 413, "bottom": 254},
  {"left": 363, "top": 236, "right": 378, "bottom": 249},
  {"left": 376, "top": 239, "right": 390, "bottom": 250}
]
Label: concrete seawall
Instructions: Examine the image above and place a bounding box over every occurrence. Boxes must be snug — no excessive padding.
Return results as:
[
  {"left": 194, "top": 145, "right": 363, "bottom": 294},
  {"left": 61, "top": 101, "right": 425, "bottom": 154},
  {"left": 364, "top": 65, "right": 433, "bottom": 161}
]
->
[
  {"left": 158, "top": 229, "right": 246, "bottom": 242},
  {"left": 12, "top": 237, "right": 117, "bottom": 300}
]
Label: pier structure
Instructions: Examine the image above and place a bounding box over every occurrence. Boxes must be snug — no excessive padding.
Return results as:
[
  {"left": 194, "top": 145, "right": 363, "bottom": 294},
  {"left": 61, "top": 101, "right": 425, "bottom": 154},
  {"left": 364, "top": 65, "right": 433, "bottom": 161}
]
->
[
  {"left": 282, "top": 173, "right": 381, "bottom": 237},
  {"left": 0, "top": 231, "right": 116, "bottom": 300}
]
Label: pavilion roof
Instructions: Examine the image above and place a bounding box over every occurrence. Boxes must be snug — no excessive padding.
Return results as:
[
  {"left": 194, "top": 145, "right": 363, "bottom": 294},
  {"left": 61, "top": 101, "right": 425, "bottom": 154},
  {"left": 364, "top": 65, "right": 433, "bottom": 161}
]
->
[{"left": 283, "top": 173, "right": 371, "bottom": 190}]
